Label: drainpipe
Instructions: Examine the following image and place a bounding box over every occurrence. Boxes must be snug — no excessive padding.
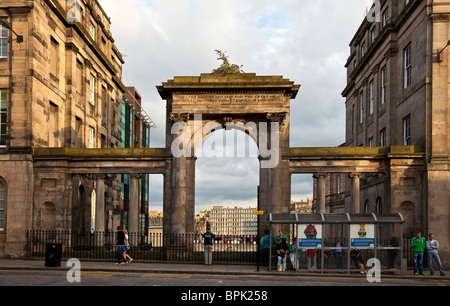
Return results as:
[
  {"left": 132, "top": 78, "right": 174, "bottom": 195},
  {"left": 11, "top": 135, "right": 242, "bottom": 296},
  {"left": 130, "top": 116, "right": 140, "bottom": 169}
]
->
[{"left": 6, "top": 8, "right": 12, "bottom": 149}]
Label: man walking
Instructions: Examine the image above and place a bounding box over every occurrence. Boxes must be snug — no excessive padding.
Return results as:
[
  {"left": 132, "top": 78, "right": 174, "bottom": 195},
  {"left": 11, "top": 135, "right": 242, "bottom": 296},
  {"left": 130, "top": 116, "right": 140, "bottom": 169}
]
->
[
  {"left": 202, "top": 227, "right": 215, "bottom": 266},
  {"left": 426, "top": 233, "right": 445, "bottom": 276},
  {"left": 411, "top": 231, "right": 426, "bottom": 275}
]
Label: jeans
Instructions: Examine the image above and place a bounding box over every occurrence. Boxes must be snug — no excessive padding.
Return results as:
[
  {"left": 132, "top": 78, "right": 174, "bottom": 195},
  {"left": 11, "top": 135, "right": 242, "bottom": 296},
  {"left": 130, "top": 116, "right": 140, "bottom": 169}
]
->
[
  {"left": 428, "top": 252, "right": 445, "bottom": 275},
  {"left": 334, "top": 253, "right": 344, "bottom": 269},
  {"left": 116, "top": 245, "right": 125, "bottom": 263},
  {"left": 277, "top": 255, "right": 286, "bottom": 271},
  {"left": 413, "top": 252, "right": 424, "bottom": 274},
  {"left": 262, "top": 248, "right": 270, "bottom": 269},
  {"left": 204, "top": 245, "right": 213, "bottom": 265}
]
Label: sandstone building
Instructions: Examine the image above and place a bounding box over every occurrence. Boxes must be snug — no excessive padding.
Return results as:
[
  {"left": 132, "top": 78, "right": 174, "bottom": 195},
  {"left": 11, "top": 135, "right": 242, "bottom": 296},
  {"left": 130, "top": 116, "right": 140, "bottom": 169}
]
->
[
  {"left": 321, "top": 0, "right": 450, "bottom": 263},
  {"left": 0, "top": 0, "right": 138, "bottom": 257}
]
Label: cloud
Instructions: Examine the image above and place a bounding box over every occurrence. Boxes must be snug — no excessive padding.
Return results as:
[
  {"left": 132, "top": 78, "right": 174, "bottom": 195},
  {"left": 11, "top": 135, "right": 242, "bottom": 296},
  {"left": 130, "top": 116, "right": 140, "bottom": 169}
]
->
[{"left": 100, "top": 0, "right": 369, "bottom": 212}]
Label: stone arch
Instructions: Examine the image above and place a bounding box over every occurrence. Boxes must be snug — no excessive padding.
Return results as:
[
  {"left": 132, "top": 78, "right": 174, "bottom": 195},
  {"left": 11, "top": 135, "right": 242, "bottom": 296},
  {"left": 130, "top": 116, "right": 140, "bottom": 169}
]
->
[{"left": 158, "top": 73, "right": 300, "bottom": 235}]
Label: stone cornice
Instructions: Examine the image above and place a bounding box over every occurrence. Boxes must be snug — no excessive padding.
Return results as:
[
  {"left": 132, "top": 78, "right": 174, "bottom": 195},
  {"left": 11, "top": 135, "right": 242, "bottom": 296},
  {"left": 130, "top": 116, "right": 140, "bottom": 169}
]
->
[{"left": 157, "top": 73, "right": 300, "bottom": 100}]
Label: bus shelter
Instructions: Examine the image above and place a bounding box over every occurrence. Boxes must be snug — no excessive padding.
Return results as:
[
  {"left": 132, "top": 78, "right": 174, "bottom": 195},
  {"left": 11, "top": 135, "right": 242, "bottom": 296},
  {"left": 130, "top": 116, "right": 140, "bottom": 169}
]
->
[{"left": 268, "top": 213, "right": 405, "bottom": 274}]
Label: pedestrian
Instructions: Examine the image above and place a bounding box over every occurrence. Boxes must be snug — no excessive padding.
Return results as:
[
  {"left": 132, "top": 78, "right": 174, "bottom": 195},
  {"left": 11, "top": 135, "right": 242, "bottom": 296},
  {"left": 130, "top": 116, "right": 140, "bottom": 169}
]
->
[
  {"left": 321, "top": 237, "right": 332, "bottom": 270},
  {"left": 333, "top": 236, "right": 345, "bottom": 270},
  {"left": 261, "top": 229, "right": 274, "bottom": 270},
  {"left": 275, "top": 230, "right": 288, "bottom": 244},
  {"left": 115, "top": 226, "right": 126, "bottom": 265},
  {"left": 276, "top": 237, "right": 288, "bottom": 271},
  {"left": 387, "top": 233, "right": 399, "bottom": 271},
  {"left": 289, "top": 237, "right": 301, "bottom": 270},
  {"left": 411, "top": 231, "right": 426, "bottom": 275},
  {"left": 426, "top": 233, "right": 445, "bottom": 276},
  {"left": 202, "top": 227, "right": 215, "bottom": 266},
  {"left": 350, "top": 248, "right": 365, "bottom": 273},
  {"left": 306, "top": 249, "right": 317, "bottom": 270},
  {"left": 123, "top": 229, "right": 133, "bottom": 263}
]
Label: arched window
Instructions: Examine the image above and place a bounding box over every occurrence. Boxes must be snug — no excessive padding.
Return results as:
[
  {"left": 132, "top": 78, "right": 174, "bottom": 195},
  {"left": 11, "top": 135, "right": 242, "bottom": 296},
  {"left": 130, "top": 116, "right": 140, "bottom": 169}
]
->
[
  {"left": 364, "top": 200, "right": 370, "bottom": 214},
  {"left": 0, "top": 179, "right": 5, "bottom": 231},
  {"left": 376, "top": 197, "right": 383, "bottom": 214}
]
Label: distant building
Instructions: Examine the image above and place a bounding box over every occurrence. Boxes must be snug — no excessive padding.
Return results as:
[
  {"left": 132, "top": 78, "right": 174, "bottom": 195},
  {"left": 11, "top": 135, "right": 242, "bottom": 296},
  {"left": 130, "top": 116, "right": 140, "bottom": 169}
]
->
[
  {"left": 290, "top": 199, "right": 313, "bottom": 213},
  {"left": 209, "top": 206, "right": 257, "bottom": 236},
  {"left": 120, "top": 87, "right": 155, "bottom": 235}
]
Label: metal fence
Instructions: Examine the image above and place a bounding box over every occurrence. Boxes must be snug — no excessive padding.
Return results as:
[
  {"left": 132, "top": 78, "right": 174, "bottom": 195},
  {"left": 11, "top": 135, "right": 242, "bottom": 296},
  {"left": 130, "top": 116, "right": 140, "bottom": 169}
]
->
[{"left": 26, "top": 230, "right": 259, "bottom": 264}]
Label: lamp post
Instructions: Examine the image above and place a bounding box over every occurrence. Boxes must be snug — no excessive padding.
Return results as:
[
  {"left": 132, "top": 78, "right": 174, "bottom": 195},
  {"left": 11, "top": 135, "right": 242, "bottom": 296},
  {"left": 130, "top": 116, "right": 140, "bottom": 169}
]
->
[{"left": 0, "top": 19, "right": 23, "bottom": 43}]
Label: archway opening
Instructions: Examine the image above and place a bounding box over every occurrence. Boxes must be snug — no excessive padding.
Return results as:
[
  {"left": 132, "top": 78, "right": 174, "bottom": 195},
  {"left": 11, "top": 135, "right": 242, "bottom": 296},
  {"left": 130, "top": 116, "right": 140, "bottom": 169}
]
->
[{"left": 195, "top": 128, "right": 259, "bottom": 239}]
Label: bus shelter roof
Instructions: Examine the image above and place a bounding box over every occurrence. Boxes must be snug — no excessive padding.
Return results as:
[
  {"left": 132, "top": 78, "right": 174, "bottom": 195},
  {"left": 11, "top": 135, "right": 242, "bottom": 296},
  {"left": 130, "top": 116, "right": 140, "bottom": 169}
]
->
[{"left": 268, "top": 213, "right": 405, "bottom": 225}]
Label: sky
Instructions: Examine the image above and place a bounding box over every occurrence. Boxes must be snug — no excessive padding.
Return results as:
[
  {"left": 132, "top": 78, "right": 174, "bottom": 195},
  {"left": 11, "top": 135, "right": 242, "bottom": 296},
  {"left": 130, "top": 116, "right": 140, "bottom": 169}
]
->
[{"left": 100, "top": 0, "right": 374, "bottom": 214}]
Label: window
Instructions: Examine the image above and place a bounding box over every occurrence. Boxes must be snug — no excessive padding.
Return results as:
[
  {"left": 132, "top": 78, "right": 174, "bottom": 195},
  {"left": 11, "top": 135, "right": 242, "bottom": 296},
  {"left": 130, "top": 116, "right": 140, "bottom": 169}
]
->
[
  {"left": 361, "top": 43, "right": 366, "bottom": 58},
  {"left": 359, "top": 91, "right": 364, "bottom": 123},
  {"left": 403, "top": 115, "right": 411, "bottom": 145},
  {"left": 381, "top": 66, "right": 387, "bottom": 105},
  {"left": 0, "top": 90, "right": 7, "bottom": 146},
  {"left": 369, "top": 81, "right": 374, "bottom": 115},
  {"left": 336, "top": 175, "right": 341, "bottom": 194},
  {"left": 89, "top": 22, "right": 96, "bottom": 41},
  {"left": 50, "top": 37, "right": 59, "bottom": 78},
  {"left": 368, "top": 137, "right": 374, "bottom": 147},
  {"left": 75, "top": 117, "right": 82, "bottom": 148},
  {"left": 76, "top": 60, "right": 83, "bottom": 94},
  {"left": 0, "top": 180, "right": 5, "bottom": 231},
  {"left": 404, "top": 44, "right": 412, "bottom": 88},
  {"left": 380, "top": 128, "right": 386, "bottom": 146},
  {"left": 370, "top": 28, "right": 376, "bottom": 44},
  {"left": 48, "top": 102, "right": 59, "bottom": 147},
  {"left": 382, "top": 9, "right": 388, "bottom": 27},
  {"left": 376, "top": 198, "right": 383, "bottom": 214},
  {"left": 88, "top": 126, "right": 95, "bottom": 148},
  {"left": 0, "top": 24, "right": 7, "bottom": 58},
  {"left": 89, "top": 74, "right": 96, "bottom": 105}
]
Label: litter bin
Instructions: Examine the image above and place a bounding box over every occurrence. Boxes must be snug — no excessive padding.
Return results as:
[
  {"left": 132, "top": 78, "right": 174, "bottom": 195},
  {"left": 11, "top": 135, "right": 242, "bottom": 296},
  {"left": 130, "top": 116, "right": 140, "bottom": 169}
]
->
[{"left": 45, "top": 243, "right": 62, "bottom": 267}]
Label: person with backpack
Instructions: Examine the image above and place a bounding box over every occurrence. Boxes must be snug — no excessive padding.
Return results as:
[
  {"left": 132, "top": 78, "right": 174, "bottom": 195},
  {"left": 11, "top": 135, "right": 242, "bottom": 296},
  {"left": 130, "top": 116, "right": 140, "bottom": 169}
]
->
[{"left": 202, "top": 227, "right": 215, "bottom": 266}]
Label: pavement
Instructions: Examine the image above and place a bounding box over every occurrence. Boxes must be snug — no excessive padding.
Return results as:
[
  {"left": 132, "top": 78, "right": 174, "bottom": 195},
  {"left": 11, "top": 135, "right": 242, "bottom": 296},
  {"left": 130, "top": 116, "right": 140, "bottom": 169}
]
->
[{"left": 0, "top": 259, "right": 448, "bottom": 280}]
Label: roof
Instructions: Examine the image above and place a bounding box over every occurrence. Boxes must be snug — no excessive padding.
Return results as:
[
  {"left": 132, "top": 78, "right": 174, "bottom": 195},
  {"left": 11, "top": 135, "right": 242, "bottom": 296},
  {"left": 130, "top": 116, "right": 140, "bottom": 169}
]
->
[{"left": 268, "top": 213, "right": 404, "bottom": 224}]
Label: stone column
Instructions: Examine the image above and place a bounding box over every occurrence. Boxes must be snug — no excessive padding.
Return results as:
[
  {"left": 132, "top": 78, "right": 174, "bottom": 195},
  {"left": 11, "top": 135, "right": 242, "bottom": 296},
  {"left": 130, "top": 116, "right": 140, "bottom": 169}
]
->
[
  {"left": 129, "top": 174, "right": 141, "bottom": 236},
  {"left": 95, "top": 174, "right": 105, "bottom": 232},
  {"left": 314, "top": 174, "right": 326, "bottom": 213},
  {"left": 349, "top": 173, "right": 361, "bottom": 214},
  {"left": 171, "top": 155, "right": 187, "bottom": 235}
]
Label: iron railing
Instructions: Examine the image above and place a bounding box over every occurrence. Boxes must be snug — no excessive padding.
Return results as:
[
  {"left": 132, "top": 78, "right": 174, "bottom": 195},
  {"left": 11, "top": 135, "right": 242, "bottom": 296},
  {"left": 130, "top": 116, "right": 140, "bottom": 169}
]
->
[{"left": 26, "top": 230, "right": 259, "bottom": 264}]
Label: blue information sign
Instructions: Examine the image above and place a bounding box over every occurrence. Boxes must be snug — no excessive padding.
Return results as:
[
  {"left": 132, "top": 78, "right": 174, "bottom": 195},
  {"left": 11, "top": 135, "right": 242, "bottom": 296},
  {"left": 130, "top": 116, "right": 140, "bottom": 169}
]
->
[
  {"left": 351, "top": 238, "right": 375, "bottom": 248},
  {"left": 298, "top": 238, "right": 322, "bottom": 248}
]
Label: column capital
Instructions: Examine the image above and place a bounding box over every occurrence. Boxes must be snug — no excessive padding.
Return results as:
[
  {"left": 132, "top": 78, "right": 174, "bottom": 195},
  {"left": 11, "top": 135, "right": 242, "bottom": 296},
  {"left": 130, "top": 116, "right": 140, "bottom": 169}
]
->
[
  {"left": 313, "top": 173, "right": 327, "bottom": 179},
  {"left": 349, "top": 172, "right": 362, "bottom": 179},
  {"left": 129, "top": 174, "right": 142, "bottom": 180},
  {"left": 95, "top": 174, "right": 106, "bottom": 180}
]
